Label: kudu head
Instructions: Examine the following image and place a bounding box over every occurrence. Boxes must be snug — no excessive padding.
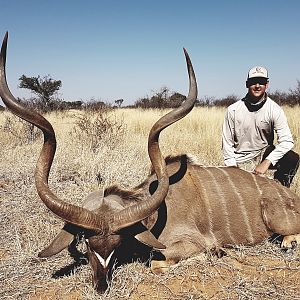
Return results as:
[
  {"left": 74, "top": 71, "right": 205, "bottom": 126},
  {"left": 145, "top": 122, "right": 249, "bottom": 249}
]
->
[{"left": 0, "top": 31, "right": 197, "bottom": 291}]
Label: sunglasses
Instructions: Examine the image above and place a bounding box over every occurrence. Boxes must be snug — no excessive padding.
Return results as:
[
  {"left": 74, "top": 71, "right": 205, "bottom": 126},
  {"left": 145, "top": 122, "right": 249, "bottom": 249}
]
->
[{"left": 247, "top": 78, "right": 268, "bottom": 86}]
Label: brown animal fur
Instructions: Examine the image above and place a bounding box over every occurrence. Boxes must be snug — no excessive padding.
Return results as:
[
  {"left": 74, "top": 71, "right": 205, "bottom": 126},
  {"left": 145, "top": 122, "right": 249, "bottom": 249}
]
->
[{"left": 132, "top": 155, "right": 300, "bottom": 271}]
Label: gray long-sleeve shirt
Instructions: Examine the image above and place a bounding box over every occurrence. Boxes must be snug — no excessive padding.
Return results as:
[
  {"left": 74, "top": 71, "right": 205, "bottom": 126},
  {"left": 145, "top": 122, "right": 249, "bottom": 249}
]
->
[{"left": 222, "top": 96, "right": 294, "bottom": 166}]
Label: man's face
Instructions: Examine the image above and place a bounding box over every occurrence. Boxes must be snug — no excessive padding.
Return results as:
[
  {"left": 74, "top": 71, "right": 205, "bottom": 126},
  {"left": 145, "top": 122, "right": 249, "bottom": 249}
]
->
[{"left": 246, "top": 77, "right": 269, "bottom": 102}]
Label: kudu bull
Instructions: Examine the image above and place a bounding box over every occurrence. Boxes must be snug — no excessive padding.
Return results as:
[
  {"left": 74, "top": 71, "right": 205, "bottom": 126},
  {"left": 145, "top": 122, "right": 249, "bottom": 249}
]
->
[{"left": 1, "top": 32, "right": 300, "bottom": 292}]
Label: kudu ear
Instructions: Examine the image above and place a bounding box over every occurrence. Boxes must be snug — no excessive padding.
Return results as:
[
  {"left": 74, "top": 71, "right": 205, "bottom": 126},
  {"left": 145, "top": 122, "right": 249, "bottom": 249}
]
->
[
  {"left": 134, "top": 230, "right": 166, "bottom": 250},
  {"left": 38, "top": 223, "right": 82, "bottom": 258},
  {"left": 38, "top": 228, "right": 74, "bottom": 257},
  {"left": 118, "top": 221, "right": 166, "bottom": 250},
  {"left": 133, "top": 222, "right": 166, "bottom": 250}
]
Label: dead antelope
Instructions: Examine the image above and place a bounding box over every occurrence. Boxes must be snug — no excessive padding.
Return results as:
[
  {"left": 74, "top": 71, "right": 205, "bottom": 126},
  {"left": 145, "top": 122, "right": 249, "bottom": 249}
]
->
[{"left": 1, "top": 32, "right": 300, "bottom": 293}]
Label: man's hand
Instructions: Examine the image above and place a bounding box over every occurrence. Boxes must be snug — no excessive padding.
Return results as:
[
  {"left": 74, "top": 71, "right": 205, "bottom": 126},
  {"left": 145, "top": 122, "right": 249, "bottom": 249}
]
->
[{"left": 253, "top": 159, "right": 272, "bottom": 175}]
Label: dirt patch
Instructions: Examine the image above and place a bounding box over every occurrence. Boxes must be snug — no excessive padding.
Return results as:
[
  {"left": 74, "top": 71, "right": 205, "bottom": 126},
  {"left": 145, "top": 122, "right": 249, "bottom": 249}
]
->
[
  {"left": 0, "top": 249, "right": 9, "bottom": 259},
  {"left": 29, "top": 288, "right": 82, "bottom": 300},
  {"left": 127, "top": 251, "right": 300, "bottom": 300},
  {"left": 0, "top": 179, "right": 12, "bottom": 190}
]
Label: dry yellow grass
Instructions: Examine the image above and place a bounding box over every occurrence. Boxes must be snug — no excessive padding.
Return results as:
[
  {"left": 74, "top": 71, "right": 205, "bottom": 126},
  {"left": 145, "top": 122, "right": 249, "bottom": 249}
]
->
[{"left": 1, "top": 106, "right": 300, "bottom": 300}]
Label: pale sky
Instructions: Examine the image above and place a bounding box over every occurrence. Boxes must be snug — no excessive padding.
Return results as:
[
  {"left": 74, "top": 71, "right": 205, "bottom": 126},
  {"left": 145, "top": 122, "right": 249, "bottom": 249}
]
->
[{"left": 1, "top": 0, "right": 300, "bottom": 106}]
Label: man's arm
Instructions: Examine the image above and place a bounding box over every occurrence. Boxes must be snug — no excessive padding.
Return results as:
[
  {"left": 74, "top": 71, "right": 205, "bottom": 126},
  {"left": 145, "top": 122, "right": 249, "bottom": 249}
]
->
[
  {"left": 222, "top": 109, "right": 237, "bottom": 166},
  {"left": 254, "top": 105, "right": 294, "bottom": 175},
  {"left": 265, "top": 107, "right": 294, "bottom": 165}
]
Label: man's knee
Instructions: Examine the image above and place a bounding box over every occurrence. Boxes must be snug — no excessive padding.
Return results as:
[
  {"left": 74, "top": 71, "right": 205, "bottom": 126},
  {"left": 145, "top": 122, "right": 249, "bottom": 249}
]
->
[
  {"left": 274, "top": 171, "right": 291, "bottom": 187},
  {"left": 274, "top": 150, "right": 299, "bottom": 187}
]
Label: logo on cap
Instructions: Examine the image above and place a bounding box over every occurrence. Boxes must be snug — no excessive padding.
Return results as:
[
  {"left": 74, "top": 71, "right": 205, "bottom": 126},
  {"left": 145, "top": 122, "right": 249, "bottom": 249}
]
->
[{"left": 247, "top": 66, "right": 268, "bottom": 80}]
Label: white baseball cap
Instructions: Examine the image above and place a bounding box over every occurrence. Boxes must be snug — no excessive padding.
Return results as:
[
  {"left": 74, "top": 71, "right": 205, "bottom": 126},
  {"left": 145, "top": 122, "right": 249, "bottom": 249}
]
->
[{"left": 247, "top": 66, "right": 269, "bottom": 80}]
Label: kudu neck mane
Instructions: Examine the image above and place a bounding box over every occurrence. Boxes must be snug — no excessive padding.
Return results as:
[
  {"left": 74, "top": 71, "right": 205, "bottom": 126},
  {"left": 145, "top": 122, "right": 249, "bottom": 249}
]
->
[{"left": 103, "top": 154, "right": 201, "bottom": 201}]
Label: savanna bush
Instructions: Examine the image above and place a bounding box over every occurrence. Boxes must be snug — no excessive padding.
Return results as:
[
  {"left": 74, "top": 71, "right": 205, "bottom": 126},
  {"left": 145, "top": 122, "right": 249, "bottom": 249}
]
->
[
  {"left": 71, "top": 108, "right": 126, "bottom": 152},
  {"left": 0, "top": 114, "right": 41, "bottom": 145}
]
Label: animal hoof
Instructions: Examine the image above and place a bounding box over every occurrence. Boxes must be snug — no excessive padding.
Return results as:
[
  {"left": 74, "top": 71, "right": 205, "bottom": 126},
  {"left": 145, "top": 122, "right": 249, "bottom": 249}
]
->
[
  {"left": 211, "top": 247, "right": 227, "bottom": 258},
  {"left": 150, "top": 260, "right": 170, "bottom": 274},
  {"left": 291, "top": 241, "right": 297, "bottom": 249}
]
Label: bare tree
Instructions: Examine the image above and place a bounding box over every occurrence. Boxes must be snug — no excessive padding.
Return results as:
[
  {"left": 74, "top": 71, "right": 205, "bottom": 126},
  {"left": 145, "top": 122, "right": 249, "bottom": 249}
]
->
[{"left": 115, "top": 99, "right": 124, "bottom": 107}]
